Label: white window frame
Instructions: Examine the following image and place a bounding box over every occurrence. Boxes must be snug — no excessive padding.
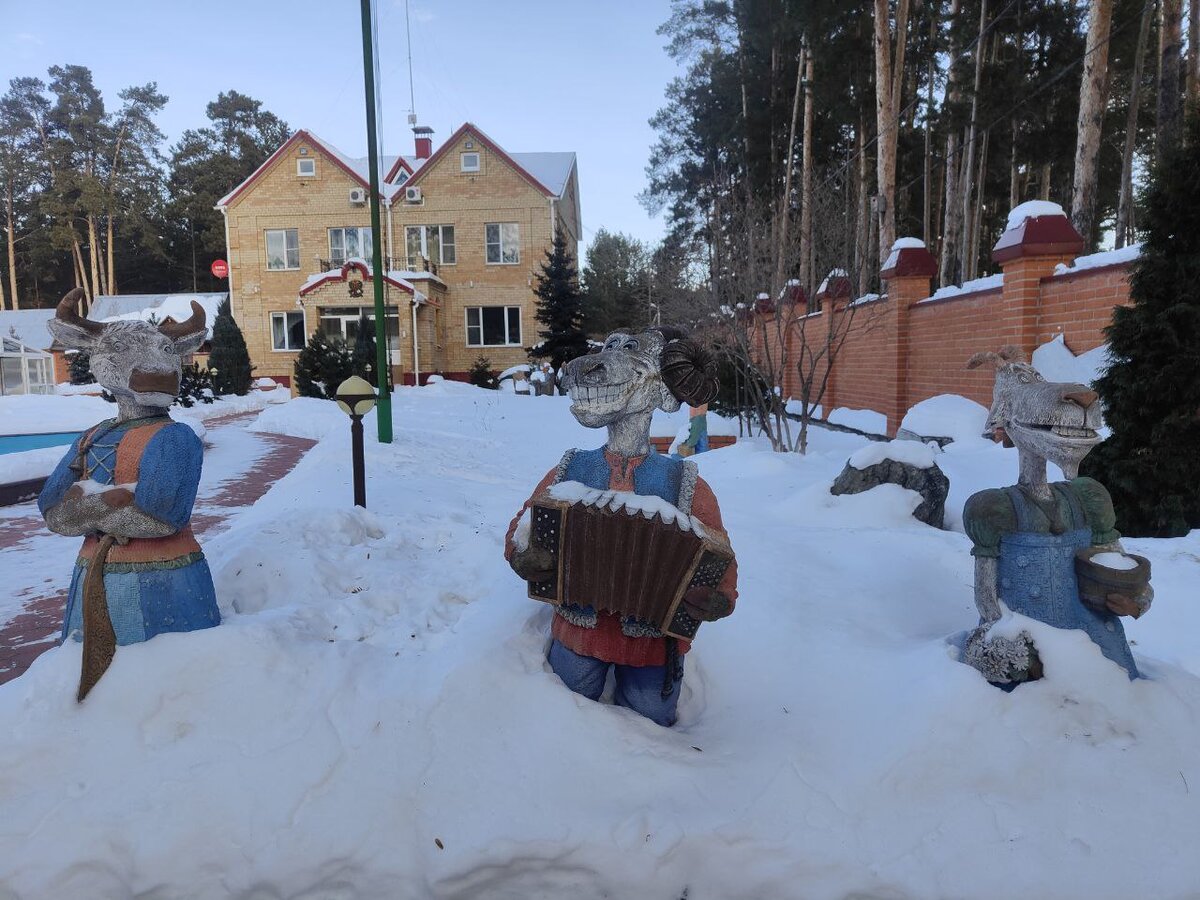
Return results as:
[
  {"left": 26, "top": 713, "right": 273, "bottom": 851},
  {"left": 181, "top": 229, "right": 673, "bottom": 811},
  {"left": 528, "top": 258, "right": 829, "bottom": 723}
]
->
[
  {"left": 405, "top": 224, "right": 456, "bottom": 266},
  {"left": 328, "top": 226, "right": 373, "bottom": 264},
  {"left": 318, "top": 306, "right": 401, "bottom": 354},
  {"left": 465, "top": 305, "right": 522, "bottom": 347},
  {"left": 297, "top": 158, "right": 316, "bottom": 177},
  {"left": 265, "top": 228, "right": 300, "bottom": 271},
  {"left": 460, "top": 152, "right": 481, "bottom": 173},
  {"left": 485, "top": 223, "right": 520, "bottom": 265},
  {"left": 269, "top": 310, "right": 306, "bottom": 352}
]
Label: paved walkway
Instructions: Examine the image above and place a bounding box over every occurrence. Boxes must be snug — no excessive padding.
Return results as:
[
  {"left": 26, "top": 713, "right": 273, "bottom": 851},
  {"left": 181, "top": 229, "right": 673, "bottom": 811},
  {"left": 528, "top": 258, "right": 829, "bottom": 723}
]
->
[{"left": 0, "top": 412, "right": 317, "bottom": 685}]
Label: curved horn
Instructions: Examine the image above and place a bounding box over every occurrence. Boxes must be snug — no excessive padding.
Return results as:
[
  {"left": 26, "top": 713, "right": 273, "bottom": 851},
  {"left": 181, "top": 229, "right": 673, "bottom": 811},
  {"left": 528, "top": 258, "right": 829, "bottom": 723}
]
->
[
  {"left": 56, "top": 288, "right": 104, "bottom": 335},
  {"left": 158, "top": 300, "right": 207, "bottom": 340}
]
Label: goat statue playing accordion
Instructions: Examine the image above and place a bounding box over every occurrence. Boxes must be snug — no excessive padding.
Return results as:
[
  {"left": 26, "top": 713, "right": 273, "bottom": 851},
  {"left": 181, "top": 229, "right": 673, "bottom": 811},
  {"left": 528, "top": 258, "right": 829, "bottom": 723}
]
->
[
  {"left": 505, "top": 327, "right": 738, "bottom": 727},
  {"left": 39, "top": 288, "right": 220, "bottom": 701}
]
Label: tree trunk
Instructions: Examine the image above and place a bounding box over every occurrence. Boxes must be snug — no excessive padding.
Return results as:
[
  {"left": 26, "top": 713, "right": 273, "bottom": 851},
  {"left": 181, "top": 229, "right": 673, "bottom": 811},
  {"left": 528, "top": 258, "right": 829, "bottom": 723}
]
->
[
  {"left": 1117, "top": 1, "right": 1154, "bottom": 249},
  {"left": 777, "top": 45, "right": 806, "bottom": 293},
  {"left": 800, "top": 51, "right": 815, "bottom": 293},
  {"left": 1071, "top": 0, "right": 1114, "bottom": 247},
  {"left": 106, "top": 215, "right": 117, "bottom": 295},
  {"left": 924, "top": 20, "right": 935, "bottom": 245},
  {"left": 3, "top": 178, "right": 16, "bottom": 310},
  {"left": 1188, "top": 0, "right": 1199, "bottom": 105},
  {"left": 1040, "top": 162, "right": 1052, "bottom": 200},
  {"left": 968, "top": 128, "right": 989, "bottom": 279},
  {"left": 71, "top": 238, "right": 90, "bottom": 306},
  {"left": 1158, "top": 0, "right": 1184, "bottom": 162},
  {"left": 873, "top": 0, "right": 911, "bottom": 262},
  {"left": 855, "top": 117, "right": 871, "bottom": 296},
  {"left": 940, "top": 0, "right": 965, "bottom": 287},
  {"left": 87, "top": 214, "right": 104, "bottom": 298},
  {"left": 960, "top": 0, "right": 988, "bottom": 282}
]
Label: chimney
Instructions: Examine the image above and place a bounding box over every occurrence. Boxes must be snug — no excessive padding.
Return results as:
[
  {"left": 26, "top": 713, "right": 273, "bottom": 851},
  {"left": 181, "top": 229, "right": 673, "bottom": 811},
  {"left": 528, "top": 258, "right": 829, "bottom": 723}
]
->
[{"left": 413, "top": 124, "right": 434, "bottom": 160}]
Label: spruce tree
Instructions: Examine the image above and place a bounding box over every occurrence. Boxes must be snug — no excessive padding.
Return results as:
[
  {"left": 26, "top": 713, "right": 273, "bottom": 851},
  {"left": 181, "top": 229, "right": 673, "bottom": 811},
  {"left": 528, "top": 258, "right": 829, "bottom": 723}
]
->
[
  {"left": 468, "top": 356, "right": 497, "bottom": 389},
  {"left": 207, "top": 298, "right": 253, "bottom": 395},
  {"left": 1080, "top": 110, "right": 1200, "bottom": 537},
  {"left": 529, "top": 229, "right": 589, "bottom": 372},
  {"left": 68, "top": 351, "right": 95, "bottom": 385},
  {"left": 294, "top": 333, "right": 353, "bottom": 399}
]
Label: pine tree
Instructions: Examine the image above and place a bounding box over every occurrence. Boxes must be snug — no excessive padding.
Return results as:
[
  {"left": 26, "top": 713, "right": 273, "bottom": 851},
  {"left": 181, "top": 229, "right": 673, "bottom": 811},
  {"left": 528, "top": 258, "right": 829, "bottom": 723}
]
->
[
  {"left": 175, "top": 362, "right": 215, "bottom": 408},
  {"left": 1080, "top": 110, "right": 1200, "bottom": 537},
  {"left": 468, "top": 356, "right": 497, "bottom": 389},
  {"left": 529, "top": 229, "right": 588, "bottom": 372},
  {"left": 207, "top": 297, "right": 253, "bottom": 395},
  {"left": 294, "top": 333, "right": 353, "bottom": 399},
  {"left": 68, "top": 350, "right": 95, "bottom": 385}
]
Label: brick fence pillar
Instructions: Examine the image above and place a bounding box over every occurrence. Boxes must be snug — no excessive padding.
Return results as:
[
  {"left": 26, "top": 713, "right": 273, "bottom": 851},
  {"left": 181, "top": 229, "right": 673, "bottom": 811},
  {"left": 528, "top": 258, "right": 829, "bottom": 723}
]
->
[
  {"left": 991, "top": 205, "right": 1084, "bottom": 353},
  {"left": 880, "top": 240, "right": 937, "bottom": 436},
  {"left": 815, "top": 271, "right": 852, "bottom": 414}
]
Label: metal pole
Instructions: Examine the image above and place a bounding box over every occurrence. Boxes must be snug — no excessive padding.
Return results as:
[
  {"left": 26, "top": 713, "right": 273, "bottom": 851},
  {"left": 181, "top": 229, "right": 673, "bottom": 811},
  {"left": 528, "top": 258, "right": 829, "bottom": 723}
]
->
[
  {"left": 351, "top": 415, "right": 367, "bottom": 507},
  {"left": 360, "top": 0, "right": 393, "bottom": 443}
]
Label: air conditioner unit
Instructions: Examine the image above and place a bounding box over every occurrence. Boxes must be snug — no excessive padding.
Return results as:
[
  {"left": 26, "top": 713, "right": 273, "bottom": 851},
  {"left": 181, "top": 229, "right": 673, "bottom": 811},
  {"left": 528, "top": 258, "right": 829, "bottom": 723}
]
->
[
  {"left": 348, "top": 187, "right": 366, "bottom": 205},
  {"left": 405, "top": 186, "right": 423, "bottom": 203}
]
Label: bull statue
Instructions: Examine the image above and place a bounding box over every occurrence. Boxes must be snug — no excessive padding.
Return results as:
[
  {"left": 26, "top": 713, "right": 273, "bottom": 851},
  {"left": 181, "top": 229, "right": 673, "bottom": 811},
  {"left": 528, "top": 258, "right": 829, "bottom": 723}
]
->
[
  {"left": 38, "top": 288, "right": 220, "bottom": 701},
  {"left": 960, "top": 346, "right": 1151, "bottom": 686}
]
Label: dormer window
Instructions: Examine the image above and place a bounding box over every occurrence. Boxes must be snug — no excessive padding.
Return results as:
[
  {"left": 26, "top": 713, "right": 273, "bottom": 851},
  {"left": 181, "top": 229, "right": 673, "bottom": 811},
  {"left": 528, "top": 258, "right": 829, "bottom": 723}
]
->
[
  {"left": 297, "top": 158, "right": 316, "bottom": 177},
  {"left": 460, "top": 152, "right": 480, "bottom": 173}
]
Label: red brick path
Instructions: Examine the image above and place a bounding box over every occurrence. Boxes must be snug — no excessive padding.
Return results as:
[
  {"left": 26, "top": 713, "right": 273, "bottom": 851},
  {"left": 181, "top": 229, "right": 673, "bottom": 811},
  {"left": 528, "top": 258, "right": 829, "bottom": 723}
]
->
[{"left": 0, "top": 414, "right": 316, "bottom": 685}]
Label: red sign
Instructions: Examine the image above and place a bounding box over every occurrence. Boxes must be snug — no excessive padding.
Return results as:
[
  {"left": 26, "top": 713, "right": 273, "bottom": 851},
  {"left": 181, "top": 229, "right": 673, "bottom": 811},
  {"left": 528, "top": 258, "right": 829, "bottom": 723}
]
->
[{"left": 210, "top": 259, "right": 229, "bottom": 279}]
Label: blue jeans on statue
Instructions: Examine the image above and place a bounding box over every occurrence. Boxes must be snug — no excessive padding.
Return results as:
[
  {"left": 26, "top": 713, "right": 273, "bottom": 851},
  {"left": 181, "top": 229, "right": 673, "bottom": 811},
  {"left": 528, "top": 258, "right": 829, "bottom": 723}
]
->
[{"left": 548, "top": 639, "right": 683, "bottom": 727}]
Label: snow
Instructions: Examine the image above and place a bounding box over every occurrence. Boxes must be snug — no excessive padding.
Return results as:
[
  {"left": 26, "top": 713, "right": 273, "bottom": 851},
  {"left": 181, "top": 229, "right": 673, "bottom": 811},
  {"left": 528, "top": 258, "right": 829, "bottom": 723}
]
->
[
  {"left": 1006, "top": 199, "right": 1066, "bottom": 230},
  {"left": 1091, "top": 551, "right": 1138, "bottom": 571},
  {"left": 547, "top": 481, "right": 708, "bottom": 536},
  {"left": 0, "top": 446, "right": 64, "bottom": 484},
  {"left": 900, "top": 394, "right": 991, "bottom": 443},
  {"left": 508, "top": 151, "right": 577, "bottom": 197},
  {"left": 1033, "top": 334, "right": 1111, "bottom": 386},
  {"left": 498, "top": 364, "right": 531, "bottom": 380},
  {"left": 848, "top": 439, "right": 937, "bottom": 470},
  {"left": 785, "top": 399, "right": 823, "bottom": 418},
  {"left": 2, "top": 383, "right": 1200, "bottom": 898},
  {"left": 93, "top": 293, "right": 226, "bottom": 339},
  {"left": 816, "top": 267, "right": 848, "bottom": 294},
  {"left": 882, "top": 237, "right": 926, "bottom": 271},
  {"left": 0, "top": 308, "right": 58, "bottom": 351},
  {"left": 1054, "top": 243, "right": 1141, "bottom": 276},
  {"left": 924, "top": 272, "right": 1004, "bottom": 303},
  {"left": 827, "top": 406, "right": 888, "bottom": 434}
]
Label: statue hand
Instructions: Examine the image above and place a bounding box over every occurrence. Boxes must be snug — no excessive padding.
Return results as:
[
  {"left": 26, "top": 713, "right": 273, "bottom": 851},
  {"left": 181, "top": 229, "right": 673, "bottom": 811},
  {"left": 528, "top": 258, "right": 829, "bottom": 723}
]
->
[
  {"left": 100, "top": 487, "right": 135, "bottom": 509},
  {"left": 510, "top": 545, "right": 555, "bottom": 583},
  {"left": 64, "top": 484, "right": 85, "bottom": 502},
  {"left": 1105, "top": 592, "right": 1145, "bottom": 619},
  {"left": 682, "top": 587, "right": 732, "bottom": 622}
]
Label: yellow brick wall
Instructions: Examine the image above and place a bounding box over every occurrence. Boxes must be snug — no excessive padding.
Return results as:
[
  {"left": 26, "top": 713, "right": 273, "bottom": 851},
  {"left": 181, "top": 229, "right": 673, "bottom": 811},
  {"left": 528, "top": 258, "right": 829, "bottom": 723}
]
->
[{"left": 224, "top": 128, "right": 578, "bottom": 383}]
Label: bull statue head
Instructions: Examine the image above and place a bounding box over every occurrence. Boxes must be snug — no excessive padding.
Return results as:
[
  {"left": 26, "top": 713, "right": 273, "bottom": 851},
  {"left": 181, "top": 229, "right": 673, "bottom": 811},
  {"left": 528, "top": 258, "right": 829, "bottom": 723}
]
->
[
  {"left": 48, "top": 288, "right": 208, "bottom": 420},
  {"left": 968, "top": 345, "right": 1103, "bottom": 479},
  {"left": 561, "top": 326, "right": 719, "bottom": 456}
]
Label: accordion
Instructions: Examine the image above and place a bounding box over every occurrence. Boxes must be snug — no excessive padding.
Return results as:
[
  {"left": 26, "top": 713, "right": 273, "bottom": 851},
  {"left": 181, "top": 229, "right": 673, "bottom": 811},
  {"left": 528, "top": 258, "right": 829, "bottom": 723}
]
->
[{"left": 526, "top": 483, "right": 735, "bottom": 640}]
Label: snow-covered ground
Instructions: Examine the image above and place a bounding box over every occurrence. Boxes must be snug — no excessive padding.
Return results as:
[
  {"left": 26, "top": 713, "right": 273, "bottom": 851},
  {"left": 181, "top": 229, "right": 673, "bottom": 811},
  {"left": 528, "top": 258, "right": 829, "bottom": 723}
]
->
[{"left": 1, "top": 382, "right": 1198, "bottom": 899}]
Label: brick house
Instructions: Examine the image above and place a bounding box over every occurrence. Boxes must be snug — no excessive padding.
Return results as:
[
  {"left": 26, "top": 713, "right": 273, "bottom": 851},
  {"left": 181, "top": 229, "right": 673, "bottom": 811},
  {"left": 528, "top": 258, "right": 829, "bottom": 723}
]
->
[{"left": 216, "top": 123, "right": 580, "bottom": 386}]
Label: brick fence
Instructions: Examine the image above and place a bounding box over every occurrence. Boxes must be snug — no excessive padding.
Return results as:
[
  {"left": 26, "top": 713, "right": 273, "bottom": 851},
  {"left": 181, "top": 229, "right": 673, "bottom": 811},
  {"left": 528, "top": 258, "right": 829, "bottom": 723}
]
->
[{"left": 769, "top": 207, "right": 1134, "bottom": 435}]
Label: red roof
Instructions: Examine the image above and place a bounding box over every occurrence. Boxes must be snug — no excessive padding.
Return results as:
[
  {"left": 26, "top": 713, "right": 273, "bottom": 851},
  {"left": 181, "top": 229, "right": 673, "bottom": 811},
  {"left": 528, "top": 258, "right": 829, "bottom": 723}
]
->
[{"left": 298, "top": 261, "right": 417, "bottom": 298}]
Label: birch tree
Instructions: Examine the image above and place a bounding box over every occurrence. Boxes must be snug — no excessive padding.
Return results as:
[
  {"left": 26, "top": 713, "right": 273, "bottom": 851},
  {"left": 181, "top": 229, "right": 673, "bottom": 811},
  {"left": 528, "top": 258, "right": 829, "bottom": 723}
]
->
[
  {"left": 1070, "top": 0, "right": 1114, "bottom": 246},
  {"left": 873, "top": 0, "right": 911, "bottom": 261}
]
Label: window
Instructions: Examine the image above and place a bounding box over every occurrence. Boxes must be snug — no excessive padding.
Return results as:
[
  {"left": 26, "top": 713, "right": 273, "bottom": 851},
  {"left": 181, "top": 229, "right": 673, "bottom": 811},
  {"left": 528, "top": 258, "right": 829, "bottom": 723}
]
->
[
  {"left": 466, "top": 306, "right": 521, "bottom": 347},
  {"left": 404, "top": 225, "right": 456, "bottom": 265},
  {"left": 270, "top": 311, "right": 306, "bottom": 351},
  {"left": 265, "top": 229, "right": 299, "bottom": 270},
  {"left": 329, "top": 227, "right": 373, "bottom": 265},
  {"left": 297, "top": 158, "right": 316, "bottom": 177},
  {"left": 485, "top": 223, "right": 519, "bottom": 264},
  {"left": 461, "top": 152, "right": 480, "bottom": 172},
  {"left": 319, "top": 306, "right": 401, "bottom": 353}
]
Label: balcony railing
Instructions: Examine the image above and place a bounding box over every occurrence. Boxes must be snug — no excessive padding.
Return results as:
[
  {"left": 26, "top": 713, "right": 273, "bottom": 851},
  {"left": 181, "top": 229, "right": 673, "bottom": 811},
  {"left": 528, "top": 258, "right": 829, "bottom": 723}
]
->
[{"left": 317, "top": 255, "right": 439, "bottom": 277}]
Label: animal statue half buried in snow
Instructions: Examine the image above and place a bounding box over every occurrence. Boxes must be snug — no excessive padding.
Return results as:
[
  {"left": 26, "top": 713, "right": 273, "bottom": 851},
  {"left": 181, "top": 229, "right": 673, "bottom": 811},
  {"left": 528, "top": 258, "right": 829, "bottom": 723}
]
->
[
  {"left": 960, "top": 347, "right": 1151, "bottom": 685},
  {"left": 38, "top": 289, "right": 220, "bottom": 701},
  {"left": 505, "top": 328, "right": 738, "bottom": 727}
]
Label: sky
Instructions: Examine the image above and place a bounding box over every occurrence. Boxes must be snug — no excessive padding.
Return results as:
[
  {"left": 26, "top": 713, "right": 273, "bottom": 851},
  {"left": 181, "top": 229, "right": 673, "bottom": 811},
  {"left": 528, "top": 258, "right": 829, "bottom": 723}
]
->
[{"left": 0, "top": 0, "right": 683, "bottom": 252}]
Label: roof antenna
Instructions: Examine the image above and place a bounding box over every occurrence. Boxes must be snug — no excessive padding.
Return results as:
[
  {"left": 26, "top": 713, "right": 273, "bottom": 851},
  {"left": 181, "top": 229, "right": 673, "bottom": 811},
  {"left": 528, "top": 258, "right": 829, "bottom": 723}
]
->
[{"left": 405, "top": 0, "right": 417, "bottom": 127}]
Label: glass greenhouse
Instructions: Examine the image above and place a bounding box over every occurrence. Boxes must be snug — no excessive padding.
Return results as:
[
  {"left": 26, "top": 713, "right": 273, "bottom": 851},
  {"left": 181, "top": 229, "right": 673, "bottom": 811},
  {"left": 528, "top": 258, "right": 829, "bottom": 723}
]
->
[{"left": 0, "top": 335, "right": 54, "bottom": 396}]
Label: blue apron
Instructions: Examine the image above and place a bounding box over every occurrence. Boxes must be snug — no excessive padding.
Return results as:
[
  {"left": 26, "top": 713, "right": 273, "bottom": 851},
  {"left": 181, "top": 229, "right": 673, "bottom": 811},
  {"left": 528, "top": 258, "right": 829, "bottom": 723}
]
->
[{"left": 998, "top": 484, "right": 1139, "bottom": 679}]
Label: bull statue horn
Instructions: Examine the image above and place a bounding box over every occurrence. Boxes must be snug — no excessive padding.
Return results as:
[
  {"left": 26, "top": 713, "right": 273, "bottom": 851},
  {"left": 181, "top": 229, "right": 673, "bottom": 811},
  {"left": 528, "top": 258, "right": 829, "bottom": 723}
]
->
[
  {"left": 55, "top": 288, "right": 104, "bottom": 335},
  {"left": 158, "top": 300, "right": 207, "bottom": 340}
]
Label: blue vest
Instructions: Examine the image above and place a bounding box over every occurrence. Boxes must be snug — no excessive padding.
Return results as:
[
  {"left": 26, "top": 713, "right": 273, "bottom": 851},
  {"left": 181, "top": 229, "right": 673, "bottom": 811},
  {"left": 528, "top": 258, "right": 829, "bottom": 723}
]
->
[
  {"left": 997, "top": 484, "right": 1139, "bottom": 679},
  {"left": 561, "top": 447, "right": 685, "bottom": 506}
]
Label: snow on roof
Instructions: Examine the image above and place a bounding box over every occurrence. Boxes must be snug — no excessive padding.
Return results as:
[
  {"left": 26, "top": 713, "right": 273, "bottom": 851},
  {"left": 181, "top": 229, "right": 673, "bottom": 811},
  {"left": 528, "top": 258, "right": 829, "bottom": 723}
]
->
[
  {"left": 1006, "top": 199, "right": 1066, "bottom": 230},
  {"left": 0, "top": 308, "right": 58, "bottom": 351},
  {"left": 1054, "top": 243, "right": 1141, "bottom": 276},
  {"left": 881, "top": 237, "right": 927, "bottom": 272},
  {"left": 297, "top": 259, "right": 432, "bottom": 302},
  {"left": 507, "top": 152, "right": 576, "bottom": 197},
  {"left": 89, "top": 293, "right": 227, "bottom": 339},
  {"left": 817, "top": 268, "right": 849, "bottom": 294},
  {"left": 922, "top": 273, "right": 1004, "bottom": 303}
]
